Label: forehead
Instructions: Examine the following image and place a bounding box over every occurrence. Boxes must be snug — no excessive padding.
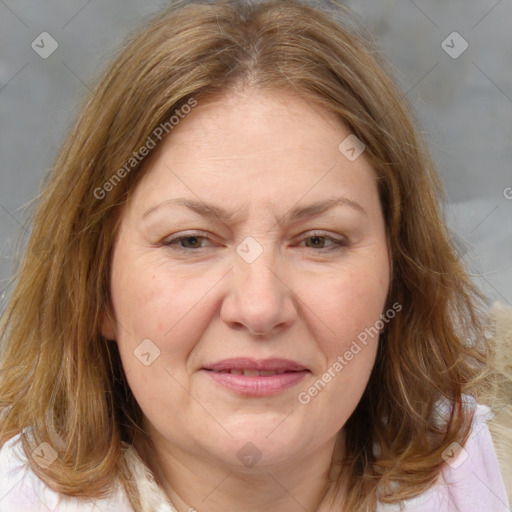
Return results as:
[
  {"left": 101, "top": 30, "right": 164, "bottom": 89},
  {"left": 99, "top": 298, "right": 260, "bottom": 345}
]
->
[
  {"left": 148, "top": 88, "right": 349, "bottom": 161},
  {"left": 126, "top": 87, "right": 380, "bottom": 220}
]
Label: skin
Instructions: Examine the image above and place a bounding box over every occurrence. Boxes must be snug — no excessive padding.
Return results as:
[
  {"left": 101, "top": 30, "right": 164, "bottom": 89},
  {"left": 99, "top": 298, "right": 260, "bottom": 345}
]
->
[{"left": 102, "top": 87, "right": 391, "bottom": 512}]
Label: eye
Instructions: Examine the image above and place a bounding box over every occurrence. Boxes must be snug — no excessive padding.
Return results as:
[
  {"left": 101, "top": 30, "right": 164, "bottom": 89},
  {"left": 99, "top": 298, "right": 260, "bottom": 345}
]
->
[
  {"left": 162, "top": 231, "right": 348, "bottom": 252},
  {"left": 162, "top": 232, "right": 213, "bottom": 250},
  {"left": 298, "top": 232, "right": 348, "bottom": 251}
]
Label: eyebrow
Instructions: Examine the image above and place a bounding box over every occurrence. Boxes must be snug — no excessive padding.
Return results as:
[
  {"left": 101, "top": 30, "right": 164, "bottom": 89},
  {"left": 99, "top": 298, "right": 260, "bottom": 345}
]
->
[{"left": 142, "top": 196, "right": 367, "bottom": 223}]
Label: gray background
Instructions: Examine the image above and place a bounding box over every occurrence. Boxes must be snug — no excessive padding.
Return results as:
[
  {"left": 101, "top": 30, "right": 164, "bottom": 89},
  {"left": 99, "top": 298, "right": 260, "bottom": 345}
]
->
[{"left": 1, "top": 0, "right": 511, "bottom": 311}]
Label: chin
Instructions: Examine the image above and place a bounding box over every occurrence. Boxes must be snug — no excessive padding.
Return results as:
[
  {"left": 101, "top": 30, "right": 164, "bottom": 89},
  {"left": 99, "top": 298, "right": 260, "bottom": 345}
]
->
[{"left": 203, "top": 429, "right": 307, "bottom": 470}]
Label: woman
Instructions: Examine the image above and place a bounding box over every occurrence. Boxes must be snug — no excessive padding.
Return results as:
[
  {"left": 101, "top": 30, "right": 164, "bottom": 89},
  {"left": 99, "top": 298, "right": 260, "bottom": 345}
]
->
[{"left": 0, "top": 0, "right": 510, "bottom": 511}]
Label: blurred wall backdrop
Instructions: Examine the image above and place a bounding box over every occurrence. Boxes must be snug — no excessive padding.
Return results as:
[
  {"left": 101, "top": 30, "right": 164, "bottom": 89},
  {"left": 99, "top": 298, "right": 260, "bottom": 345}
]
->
[{"left": 1, "top": 0, "right": 511, "bottom": 313}]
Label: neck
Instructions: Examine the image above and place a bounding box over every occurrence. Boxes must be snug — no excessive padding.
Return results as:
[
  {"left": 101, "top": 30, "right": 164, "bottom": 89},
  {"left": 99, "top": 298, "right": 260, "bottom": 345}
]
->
[{"left": 135, "top": 429, "right": 346, "bottom": 512}]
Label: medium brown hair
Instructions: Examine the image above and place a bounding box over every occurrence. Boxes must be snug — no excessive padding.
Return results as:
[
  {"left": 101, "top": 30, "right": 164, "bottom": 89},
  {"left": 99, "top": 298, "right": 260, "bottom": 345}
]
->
[{"left": 0, "top": 0, "right": 499, "bottom": 510}]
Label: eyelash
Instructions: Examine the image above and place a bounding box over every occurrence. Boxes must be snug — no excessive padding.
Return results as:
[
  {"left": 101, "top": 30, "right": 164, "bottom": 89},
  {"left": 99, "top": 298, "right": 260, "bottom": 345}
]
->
[{"left": 162, "top": 231, "right": 348, "bottom": 253}]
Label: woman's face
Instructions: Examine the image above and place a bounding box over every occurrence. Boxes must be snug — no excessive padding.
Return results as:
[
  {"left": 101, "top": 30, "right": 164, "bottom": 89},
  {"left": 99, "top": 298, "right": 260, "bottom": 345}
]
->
[{"left": 102, "top": 88, "right": 390, "bottom": 471}]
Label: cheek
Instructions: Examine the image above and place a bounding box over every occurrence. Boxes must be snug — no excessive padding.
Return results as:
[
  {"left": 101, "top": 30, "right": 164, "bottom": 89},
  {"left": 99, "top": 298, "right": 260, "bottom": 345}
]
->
[
  {"left": 109, "top": 251, "right": 226, "bottom": 395},
  {"left": 110, "top": 248, "right": 204, "bottom": 339},
  {"left": 296, "top": 257, "right": 388, "bottom": 431},
  {"left": 303, "top": 249, "right": 390, "bottom": 359},
  {"left": 109, "top": 259, "right": 206, "bottom": 426}
]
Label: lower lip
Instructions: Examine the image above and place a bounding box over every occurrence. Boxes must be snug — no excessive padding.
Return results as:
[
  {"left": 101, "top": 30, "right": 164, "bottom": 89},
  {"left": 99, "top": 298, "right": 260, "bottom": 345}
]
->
[{"left": 203, "top": 370, "right": 309, "bottom": 396}]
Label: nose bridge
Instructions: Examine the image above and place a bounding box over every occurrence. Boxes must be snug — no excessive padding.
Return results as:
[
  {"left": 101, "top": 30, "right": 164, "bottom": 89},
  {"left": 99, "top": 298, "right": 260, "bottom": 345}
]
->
[
  {"left": 222, "top": 234, "right": 295, "bottom": 336},
  {"left": 235, "top": 234, "right": 281, "bottom": 300}
]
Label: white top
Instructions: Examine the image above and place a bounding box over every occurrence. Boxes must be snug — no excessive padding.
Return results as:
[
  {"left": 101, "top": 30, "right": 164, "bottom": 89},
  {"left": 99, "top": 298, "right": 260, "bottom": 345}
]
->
[{"left": 0, "top": 402, "right": 509, "bottom": 511}]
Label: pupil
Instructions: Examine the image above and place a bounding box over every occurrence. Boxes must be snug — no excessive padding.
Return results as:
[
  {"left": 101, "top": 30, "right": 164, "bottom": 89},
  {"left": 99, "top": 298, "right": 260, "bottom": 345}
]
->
[
  {"left": 185, "top": 236, "right": 199, "bottom": 247},
  {"left": 310, "top": 236, "right": 323, "bottom": 248}
]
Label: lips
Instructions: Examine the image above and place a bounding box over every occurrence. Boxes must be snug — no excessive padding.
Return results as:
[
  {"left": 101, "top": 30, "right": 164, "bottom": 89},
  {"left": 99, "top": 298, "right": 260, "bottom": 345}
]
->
[
  {"left": 203, "top": 358, "right": 308, "bottom": 373},
  {"left": 213, "top": 369, "right": 289, "bottom": 376},
  {"left": 202, "top": 358, "right": 310, "bottom": 396}
]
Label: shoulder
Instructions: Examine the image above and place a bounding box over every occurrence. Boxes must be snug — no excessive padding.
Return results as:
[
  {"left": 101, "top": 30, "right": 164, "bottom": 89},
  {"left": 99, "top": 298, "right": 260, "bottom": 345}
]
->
[
  {"left": 377, "top": 401, "right": 511, "bottom": 511},
  {"left": 0, "top": 432, "right": 134, "bottom": 512}
]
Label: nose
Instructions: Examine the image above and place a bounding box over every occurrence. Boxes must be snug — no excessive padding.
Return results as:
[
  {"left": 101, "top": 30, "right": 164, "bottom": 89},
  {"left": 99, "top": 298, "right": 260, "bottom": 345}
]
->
[{"left": 220, "top": 245, "right": 297, "bottom": 337}]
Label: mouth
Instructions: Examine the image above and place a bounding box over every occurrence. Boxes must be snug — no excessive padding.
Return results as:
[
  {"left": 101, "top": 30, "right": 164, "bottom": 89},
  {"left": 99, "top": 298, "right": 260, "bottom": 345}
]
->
[
  {"left": 203, "top": 357, "right": 308, "bottom": 372},
  {"left": 208, "top": 368, "right": 296, "bottom": 376},
  {"left": 202, "top": 358, "right": 310, "bottom": 396}
]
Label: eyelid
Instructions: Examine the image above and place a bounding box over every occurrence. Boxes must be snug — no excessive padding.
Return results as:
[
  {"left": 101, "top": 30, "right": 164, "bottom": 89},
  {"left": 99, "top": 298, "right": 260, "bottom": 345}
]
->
[
  {"left": 294, "top": 230, "right": 347, "bottom": 242},
  {"left": 294, "top": 230, "right": 348, "bottom": 249},
  {"left": 162, "top": 231, "right": 214, "bottom": 246}
]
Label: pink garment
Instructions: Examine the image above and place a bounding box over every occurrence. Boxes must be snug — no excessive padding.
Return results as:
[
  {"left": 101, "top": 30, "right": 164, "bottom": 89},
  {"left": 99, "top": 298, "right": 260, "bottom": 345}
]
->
[{"left": 377, "top": 402, "right": 511, "bottom": 511}]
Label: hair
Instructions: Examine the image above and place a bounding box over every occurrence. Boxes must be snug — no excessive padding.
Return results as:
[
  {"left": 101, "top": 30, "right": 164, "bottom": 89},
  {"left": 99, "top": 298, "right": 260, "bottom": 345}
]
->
[{"left": 0, "top": 0, "right": 504, "bottom": 511}]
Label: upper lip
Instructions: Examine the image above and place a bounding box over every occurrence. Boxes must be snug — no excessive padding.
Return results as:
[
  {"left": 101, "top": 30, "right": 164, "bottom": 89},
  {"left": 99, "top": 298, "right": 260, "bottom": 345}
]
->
[{"left": 203, "top": 358, "right": 308, "bottom": 372}]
